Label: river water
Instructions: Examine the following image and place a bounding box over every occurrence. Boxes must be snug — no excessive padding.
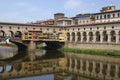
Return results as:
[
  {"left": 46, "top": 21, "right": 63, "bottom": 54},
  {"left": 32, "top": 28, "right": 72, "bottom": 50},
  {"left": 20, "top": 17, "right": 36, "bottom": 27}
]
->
[{"left": 0, "top": 46, "right": 120, "bottom": 80}]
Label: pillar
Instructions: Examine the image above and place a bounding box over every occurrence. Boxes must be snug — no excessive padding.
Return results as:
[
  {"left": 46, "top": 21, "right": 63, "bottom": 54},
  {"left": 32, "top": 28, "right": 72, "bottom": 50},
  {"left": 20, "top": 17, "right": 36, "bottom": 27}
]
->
[
  {"left": 81, "top": 32, "right": 83, "bottom": 43},
  {"left": 100, "top": 31, "right": 103, "bottom": 43},
  {"left": 28, "top": 41, "right": 36, "bottom": 51},
  {"left": 107, "top": 31, "right": 111, "bottom": 43},
  {"left": 75, "top": 32, "right": 78, "bottom": 42},
  {"left": 116, "top": 30, "right": 119, "bottom": 44},
  {"left": 87, "top": 32, "right": 89, "bottom": 43},
  {"left": 93, "top": 32, "right": 96, "bottom": 43}
]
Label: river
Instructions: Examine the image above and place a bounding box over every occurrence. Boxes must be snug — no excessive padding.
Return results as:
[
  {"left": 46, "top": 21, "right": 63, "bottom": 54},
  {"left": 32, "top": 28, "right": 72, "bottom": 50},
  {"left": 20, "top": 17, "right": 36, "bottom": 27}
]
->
[{"left": 0, "top": 46, "right": 120, "bottom": 80}]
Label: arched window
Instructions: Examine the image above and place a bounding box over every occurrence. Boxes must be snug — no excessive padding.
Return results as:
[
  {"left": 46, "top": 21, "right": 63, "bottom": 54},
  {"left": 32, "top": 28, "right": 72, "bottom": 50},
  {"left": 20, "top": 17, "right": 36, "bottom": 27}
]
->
[
  {"left": 89, "top": 32, "right": 93, "bottom": 42},
  {"left": 0, "top": 30, "right": 5, "bottom": 38},
  {"left": 96, "top": 31, "right": 100, "bottom": 42},
  {"left": 83, "top": 32, "right": 87, "bottom": 42},
  {"left": 103, "top": 31, "right": 108, "bottom": 42},
  {"left": 77, "top": 32, "right": 81, "bottom": 42},
  {"left": 72, "top": 32, "right": 75, "bottom": 42},
  {"left": 15, "top": 31, "right": 22, "bottom": 38},
  {"left": 67, "top": 32, "right": 70, "bottom": 42},
  {"left": 110, "top": 30, "right": 116, "bottom": 42}
]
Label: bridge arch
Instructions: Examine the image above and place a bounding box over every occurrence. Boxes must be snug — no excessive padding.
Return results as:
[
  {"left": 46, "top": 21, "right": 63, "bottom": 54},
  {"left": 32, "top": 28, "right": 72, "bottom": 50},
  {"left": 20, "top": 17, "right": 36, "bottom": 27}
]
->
[
  {"left": 15, "top": 31, "right": 22, "bottom": 38},
  {"left": 8, "top": 31, "right": 14, "bottom": 38},
  {"left": 0, "top": 30, "right": 6, "bottom": 38}
]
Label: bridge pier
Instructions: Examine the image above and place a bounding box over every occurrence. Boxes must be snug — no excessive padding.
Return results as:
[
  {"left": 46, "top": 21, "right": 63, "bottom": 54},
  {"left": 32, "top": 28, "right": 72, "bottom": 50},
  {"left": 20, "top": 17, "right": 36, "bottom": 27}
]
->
[{"left": 27, "top": 41, "right": 36, "bottom": 51}]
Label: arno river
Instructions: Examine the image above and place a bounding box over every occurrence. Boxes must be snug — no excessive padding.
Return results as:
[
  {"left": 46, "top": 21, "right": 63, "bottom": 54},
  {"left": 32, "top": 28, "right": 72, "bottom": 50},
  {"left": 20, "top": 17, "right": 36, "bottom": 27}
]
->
[{"left": 0, "top": 46, "right": 120, "bottom": 80}]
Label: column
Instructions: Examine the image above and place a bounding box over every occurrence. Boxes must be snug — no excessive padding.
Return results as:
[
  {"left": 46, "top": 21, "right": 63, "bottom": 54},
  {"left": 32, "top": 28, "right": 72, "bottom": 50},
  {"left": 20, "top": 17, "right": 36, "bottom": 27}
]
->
[
  {"left": 107, "top": 31, "right": 111, "bottom": 43},
  {"left": 100, "top": 31, "right": 103, "bottom": 43},
  {"left": 93, "top": 32, "right": 96, "bottom": 43},
  {"left": 116, "top": 30, "right": 119, "bottom": 44},
  {"left": 81, "top": 32, "right": 83, "bottom": 43},
  {"left": 87, "top": 32, "right": 89, "bottom": 43},
  {"left": 69, "top": 32, "right": 72, "bottom": 42},
  {"left": 75, "top": 32, "right": 78, "bottom": 43}
]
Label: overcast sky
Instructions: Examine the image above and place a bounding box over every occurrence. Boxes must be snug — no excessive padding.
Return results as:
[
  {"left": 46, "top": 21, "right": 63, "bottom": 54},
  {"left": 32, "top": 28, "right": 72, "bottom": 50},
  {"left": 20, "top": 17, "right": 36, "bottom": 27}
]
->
[{"left": 0, "top": 0, "right": 120, "bottom": 23}]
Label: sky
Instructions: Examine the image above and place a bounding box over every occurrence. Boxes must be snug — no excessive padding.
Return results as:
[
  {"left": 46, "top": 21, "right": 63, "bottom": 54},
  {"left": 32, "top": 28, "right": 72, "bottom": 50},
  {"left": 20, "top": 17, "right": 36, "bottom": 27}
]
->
[{"left": 0, "top": 0, "right": 120, "bottom": 23}]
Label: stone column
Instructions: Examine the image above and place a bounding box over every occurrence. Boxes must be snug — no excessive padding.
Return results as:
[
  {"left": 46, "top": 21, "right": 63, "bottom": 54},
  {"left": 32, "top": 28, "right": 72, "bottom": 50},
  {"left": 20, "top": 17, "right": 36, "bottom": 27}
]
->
[
  {"left": 107, "top": 31, "right": 111, "bottom": 43},
  {"left": 69, "top": 32, "right": 72, "bottom": 42},
  {"left": 93, "top": 32, "right": 96, "bottom": 43},
  {"left": 28, "top": 40, "right": 36, "bottom": 51},
  {"left": 87, "top": 32, "right": 89, "bottom": 43},
  {"left": 100, "top": 31, "right": 103, "bottom": 43},
  {"left": 75, "top": 32, "right": 78, "bottom": 43},
  {"left": 81, "top": 32, "right": 83, "bottom": 43},
  {"left": 116, "top": 30, "right": 119, "bottom": 44}
]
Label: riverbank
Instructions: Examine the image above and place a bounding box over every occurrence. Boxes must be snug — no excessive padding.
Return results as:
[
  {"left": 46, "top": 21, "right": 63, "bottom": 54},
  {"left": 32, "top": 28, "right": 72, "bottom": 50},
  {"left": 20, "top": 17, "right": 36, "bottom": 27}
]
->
[
  {"left": 59, "top": 47, "right": 120, "bottom": 57},
  {"left": 0, "top": 43, "right": 17, "bottom": 48}
]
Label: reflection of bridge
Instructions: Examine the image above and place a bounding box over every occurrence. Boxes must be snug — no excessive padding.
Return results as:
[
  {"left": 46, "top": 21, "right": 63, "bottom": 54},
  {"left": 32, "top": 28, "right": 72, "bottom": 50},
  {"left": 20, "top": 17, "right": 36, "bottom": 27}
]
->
[
  {"left": 0, "top": 30, "right": 66, "bottom": 51},
  {"left": 0, "top": 58, "right": 66, "bottom": 79}
]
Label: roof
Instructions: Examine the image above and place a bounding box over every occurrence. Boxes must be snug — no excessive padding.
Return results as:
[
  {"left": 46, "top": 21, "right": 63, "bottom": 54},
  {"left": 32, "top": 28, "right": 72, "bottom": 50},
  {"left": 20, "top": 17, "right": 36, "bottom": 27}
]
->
[{"left": 94, "top": 9, "right": 120, "bottom": 15}]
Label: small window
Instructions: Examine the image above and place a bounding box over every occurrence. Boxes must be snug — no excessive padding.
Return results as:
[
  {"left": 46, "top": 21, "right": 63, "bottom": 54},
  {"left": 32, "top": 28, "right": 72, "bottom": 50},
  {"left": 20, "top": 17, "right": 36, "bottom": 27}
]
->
[
  {"left": 0, "top": 26, "right": 3, "bottom": 28},
  {"left": 104, "top": 26, "right": 106, "bottom": 29},
  {"left": 73, "top": 28, "right": 74, "bottom": 31},
  {"left": 47, "top": 28, "right": 49, "bottom": 31},
  {"left": 90, "top": 28, "right": 92, "bottom": 30},
  {"left": 78, "top": 28, "right": 80, "bottom": 31},
  {"left": 84, "top": 28, "right": 86, "bottom": 30},
  {"left": 97, "top": 27, "right": 99, "bottom": 29},
  {"left": 9, "top": 26, "right": 11, "bottom": 29},
  {"left": 18, "top": 27, "right": 20, "bottom": 29},
  {"left": 113, "top": 14, "right": 115, "bottom": 18},
  {"left": 26, "top": 27, "right": 27, "bottom": 30},
  {"left": 33, "top": 28, "right": 35, "bottom": 30},
  {"left": 112, "top": 26, "right": 114, "bottom": 29}
]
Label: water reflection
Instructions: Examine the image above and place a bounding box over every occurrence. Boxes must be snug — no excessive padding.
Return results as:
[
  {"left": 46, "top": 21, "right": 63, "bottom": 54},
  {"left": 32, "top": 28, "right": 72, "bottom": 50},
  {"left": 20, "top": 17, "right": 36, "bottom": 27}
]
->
[
  {"left": 0, "top": 46, "right": 17, "bottom": 59},
  {"left": 0, "top": 47, "right": 120, "bottom": 80}
]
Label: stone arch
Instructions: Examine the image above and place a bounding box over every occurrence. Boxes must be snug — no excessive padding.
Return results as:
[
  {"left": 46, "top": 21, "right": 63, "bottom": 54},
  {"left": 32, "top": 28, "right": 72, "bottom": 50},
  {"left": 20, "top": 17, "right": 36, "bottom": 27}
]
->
[
  {"left": 103, "top": 31, "right": 108, "bottom": 42},
  {"left": 89, "top": 32, "right": 93, "bottom": 42},
  {"left": 0, "top": 66, "right": 4, "bottom": 73},
  {"left": 77, "top": 32, "right": 81, "bottom": 42},
  {"left": 72, "top": 32, "right": 75, "bottom": 42},
  {"left": 67, "top": 32, "right": 70, "bottom": 42},
  {"left": 119, "top": 31, "right": 120, "bottom": 42},
  {"left": 0, "top": 30, "right": 5, "bottom": 38},
  {"left": 83, "top": 32, "right": 87, "bottom": 42},
  {"left": 15, "top": 31, "right": 22, "bottom": 38},
  {"left": 8, "top": 31, "right": 14, "bottom": 38},
  {"left": 110, "top": 30, "right": 116, "bottom": 42},
  {"left": 5, "top": 65, "right": 13, "bottom": 72},
  {"left": 96, "top": 31, "right": 100, "bottom": 42}
]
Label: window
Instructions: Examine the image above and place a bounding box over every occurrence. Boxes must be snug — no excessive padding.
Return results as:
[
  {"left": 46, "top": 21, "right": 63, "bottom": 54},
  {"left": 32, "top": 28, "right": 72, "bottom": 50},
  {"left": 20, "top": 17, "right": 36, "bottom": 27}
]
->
[
  {"left": 107, "top": 14, "right": 110, "bottom": 18},
  {"left": 104, "top": 26, "right": 106, "bottom": 29},
  {"left": 26, "top": 27, "right": 28, "bottom": 30},
  {"left": 0, "top": 26, "right": 2, "bottom": 28},
  {"left": 90, "top": 28, "right": 92, "bottom": 30},
  {"left": 97, "top": 27, "right": 99, "bottom": 29},
  {"left": 118, "top": 13, "right": 120, "bottom": 17},
  {"left": 104, "top": 15, "right": 106, "bottom": 19},
  {"left": 78, "top": 28, "right": 80, "bottom": 31},
  {"left": 113, "top": 14, "right": 115, "bottom": 18},
  {"left": 33, "top": 28, "right": 35, "bottom": 30},
  {"left": 100, "top": 15, "right": 102, "bottom": 19},
  {"left": 9, "top": 26, "right": 11, "bottom": 29},
  {"left": 97, "top": 16, "right": 99, "bottom": 19},
  {"left": 112, "top": 26, "right": 114, "bottom": 29},
  {"left": 84, "top": 28, "right": 86, "bottom": 30},
  {"left": 18, "top": 27, "right": 20, "bottom": 29}
]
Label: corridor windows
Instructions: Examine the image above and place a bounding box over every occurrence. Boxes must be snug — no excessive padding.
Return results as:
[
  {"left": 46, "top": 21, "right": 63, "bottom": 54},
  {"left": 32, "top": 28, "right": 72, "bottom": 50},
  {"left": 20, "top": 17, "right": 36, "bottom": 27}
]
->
[
  {"left": 89, "top": 32, "right": 93, "bottom": 42},
  {"left": 103, "top": 31, "right": 108, "bottom": 42},
  {"left": 96, "top": 31, "right": 100, "bottom": 42},
  {"left": 83, "top": 32, "right": 87, "bottom": 42},
  {"left": 110, "top": 30, "right": 116, "bottom": 42}
]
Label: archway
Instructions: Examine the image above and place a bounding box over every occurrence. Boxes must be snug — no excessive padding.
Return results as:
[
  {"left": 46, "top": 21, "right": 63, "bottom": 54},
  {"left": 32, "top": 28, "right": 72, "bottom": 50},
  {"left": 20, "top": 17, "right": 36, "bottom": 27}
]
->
[
  {"left": 77, "top": 32, "right": 81, "bottom": 42},
  {"left": 0, "top": 30, "right": 5, "bottom": 38},
  {"left": 67, "top": 32, "right": 70, "bottom": 42},
  {"left": 8, "top": 31, "right": 14, "bottom": 38},
  {"left": 72, "top": 32, "right": 75, "bottom": 42},
  {"left": 89, "top": 32, "right": 93, "bottom": 42},
  {"left": 15, "top": 31, "right": 22, "bottom": 39},
  {"left": 83, "top": 32, "right": 87, "bottom": 42},
  {"left": 96, "top": 31, "right": 100, "bottom": 42},
  {"left": 103, "top": 31, "right": 108, "bottom": 42},
  {"left": 110, "top": 30, "right": 116, "bottom": 42}
]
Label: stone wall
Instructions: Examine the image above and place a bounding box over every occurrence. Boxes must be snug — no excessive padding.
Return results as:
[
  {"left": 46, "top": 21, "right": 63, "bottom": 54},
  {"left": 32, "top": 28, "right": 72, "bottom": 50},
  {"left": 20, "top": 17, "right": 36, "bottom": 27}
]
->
[{"left": 65, "top": 42, "right": 120, "bottom": 50}]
